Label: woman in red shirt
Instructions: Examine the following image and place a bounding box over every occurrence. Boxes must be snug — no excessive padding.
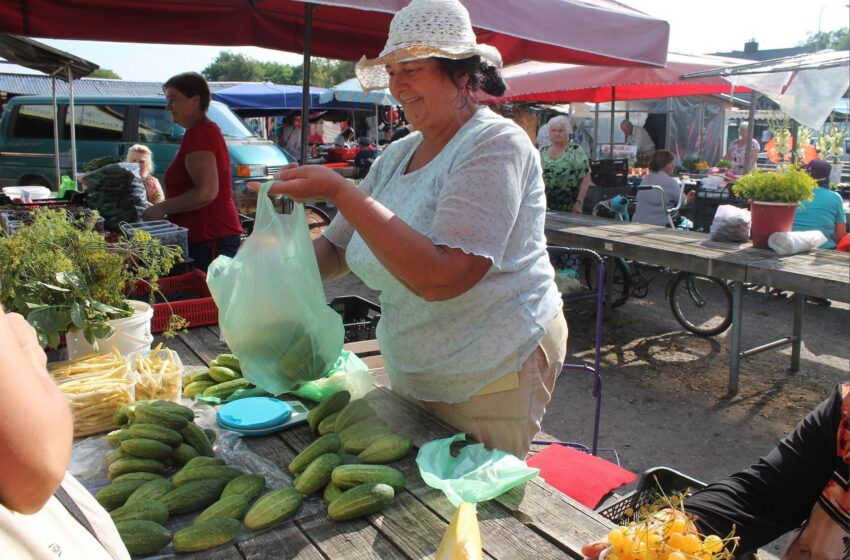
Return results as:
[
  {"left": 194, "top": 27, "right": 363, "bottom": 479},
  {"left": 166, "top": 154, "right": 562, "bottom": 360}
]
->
[{"left": 143, "top": 72, "right": 242, "bottom": 271}]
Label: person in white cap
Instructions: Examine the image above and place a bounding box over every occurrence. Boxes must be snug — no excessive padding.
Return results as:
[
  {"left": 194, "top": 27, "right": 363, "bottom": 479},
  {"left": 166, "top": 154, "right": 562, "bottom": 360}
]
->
[{"left": 255, "top": 0, "right": 567, "bottom": 458}]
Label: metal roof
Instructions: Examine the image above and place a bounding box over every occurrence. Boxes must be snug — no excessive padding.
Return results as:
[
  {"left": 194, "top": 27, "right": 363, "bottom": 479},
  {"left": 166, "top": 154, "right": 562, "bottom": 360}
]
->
[
  {"left": 0, "top": 73, "right": 249, "bottom": 97},
  {"left": 0, "top": 34, "right": 98, "bottom": 80},
  {"left": 682, "top": 50, "right": 850, "bottom": 79}
]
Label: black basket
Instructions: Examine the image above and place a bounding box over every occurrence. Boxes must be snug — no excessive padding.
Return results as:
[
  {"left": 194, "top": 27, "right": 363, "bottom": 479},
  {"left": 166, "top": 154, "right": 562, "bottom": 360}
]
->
[
  {"left": 691, "top": 186, "right": 748, "bottom": 233},
  {"left": 591, "top": 159, "right": 629, "bottom": 188},
  {"left": 330, "top": 296, "right": 381, "bottom": 343},
  {"left": 597, "top": 466, "right": 706, "bottom": 524}
]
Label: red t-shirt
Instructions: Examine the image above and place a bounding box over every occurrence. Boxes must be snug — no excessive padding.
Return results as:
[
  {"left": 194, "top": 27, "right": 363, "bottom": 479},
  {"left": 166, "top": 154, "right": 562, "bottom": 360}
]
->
[{"left": 164, "top": 118, "right": 242, "bottom": 244}]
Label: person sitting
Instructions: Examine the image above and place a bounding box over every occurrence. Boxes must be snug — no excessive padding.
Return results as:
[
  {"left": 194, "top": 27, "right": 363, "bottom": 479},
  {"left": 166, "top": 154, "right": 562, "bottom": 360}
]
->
[
  {"left": 581, "top": 383, "right": 849, "bottom": 560},
  {"left": 353, "top": 137, "right": 376, "bottom": 179},
  {"left": 632, "top": 150, "right": 684, "bottom": 227},
  {"left": 792, "top": 159, "right": 847, "bottom": 250},
  {"left": 724, "top": 122, "right": 760, "bottom": 175},
  {"left": 126, "top": 144, "right": 164, "bottom": 206},
  {"left": 334, "top": 127, "right": 355, "bottom": 148},
  {"left": 620, "top": 119, "right": 655, "bottom": 162},
  {"left": 0, "top": 311, "right": 130, "bottom": 558}
]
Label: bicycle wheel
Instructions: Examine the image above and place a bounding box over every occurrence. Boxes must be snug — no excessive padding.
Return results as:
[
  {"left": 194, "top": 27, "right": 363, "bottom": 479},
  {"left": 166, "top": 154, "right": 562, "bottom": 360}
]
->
[
  {"left": 585, "top": 256, "right": 631, "bottom": 308},
  {"left": 668, "top": 272, "right": 733, "bottom": 336}
]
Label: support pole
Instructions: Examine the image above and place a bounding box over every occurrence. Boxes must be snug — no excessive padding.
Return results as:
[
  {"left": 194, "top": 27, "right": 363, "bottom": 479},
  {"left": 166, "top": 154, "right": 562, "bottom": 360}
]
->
[
  {"left": 608, "top": 87, "right": 616, "bottom": 159},
  {"left": 593, "top": 103, "right": 599, "bottom": 159},
  {"left": 742, "top": 93, "right": 757, "bottom": 174},
  {"left": 52, "top": 76, "right": 60, "bottom": 188},
  {"left": 299, "top": 3, "right": 315, "bottom": 165},
  {"left": 67, "top": 66, "right": 77, "bottom": 180}
]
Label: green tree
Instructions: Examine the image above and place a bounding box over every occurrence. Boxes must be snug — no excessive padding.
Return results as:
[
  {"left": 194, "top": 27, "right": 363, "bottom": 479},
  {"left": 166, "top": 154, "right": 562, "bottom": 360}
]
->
[
  {"left": 259, "top": 61, "right": 296, "bottom": 84},
  {"left": 89, "top": 68, "right": 121, "bottom": 79},
  {"left": 202, "top": 51, "right": 264, "bottom": 82},
  {"left": 290, "top": 58, "right": 356, "bottom": 87},
  {"left": 798, "top": 27, "right": 849, "bottom": 51}
]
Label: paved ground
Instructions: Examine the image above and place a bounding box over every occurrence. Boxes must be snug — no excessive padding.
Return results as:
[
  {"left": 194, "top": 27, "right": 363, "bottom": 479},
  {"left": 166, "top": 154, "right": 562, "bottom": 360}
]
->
[{"left": 324, "top": 270, "right": 849, "bottom": 554}]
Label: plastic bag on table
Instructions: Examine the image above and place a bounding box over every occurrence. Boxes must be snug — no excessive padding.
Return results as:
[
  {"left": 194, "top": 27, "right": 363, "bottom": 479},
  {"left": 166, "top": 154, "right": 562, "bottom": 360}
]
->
[
  {"left": 768, "top": 230, "right": 828, "bottom": 255},
  {"left": 290, "top": 350, "right": 373, "bottom": 402},
  {"left": 207, "top": 181, "right": 344, "bottom": 395},
  {"left": 417, "top": 433, "right": 539, "bottom": 560},
  {"left": 709, "top": 204, "right": 751, "bottom": 242}
]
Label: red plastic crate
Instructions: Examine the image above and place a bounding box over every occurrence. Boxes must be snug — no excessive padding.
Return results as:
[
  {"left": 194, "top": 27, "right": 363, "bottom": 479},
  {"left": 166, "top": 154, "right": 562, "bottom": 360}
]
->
[{"left": 130, "top": 270, "right": 218, "bottom": 332}]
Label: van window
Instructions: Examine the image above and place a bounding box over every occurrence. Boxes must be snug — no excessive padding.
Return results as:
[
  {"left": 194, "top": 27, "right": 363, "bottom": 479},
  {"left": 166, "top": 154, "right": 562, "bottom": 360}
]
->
[
  {"left": 208, "top": 103, "right": 255, "bottom": 140},
  {"left": 12, "top": 104, "right": 56, "bottom": 138},
  {"left": 139, "top": 106, "right": 184, "bottom": 143},
  {"left": 64, "top": 104, "right": 129, "bottom": 141}
]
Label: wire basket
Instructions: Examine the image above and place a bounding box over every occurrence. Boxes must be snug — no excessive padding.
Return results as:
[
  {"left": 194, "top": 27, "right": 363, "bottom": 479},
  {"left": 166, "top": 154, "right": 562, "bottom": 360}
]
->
[
  {"left": 597, "top": 466, "right": 706, "bottom": 524},
  {"left": 692, "top": 186, "right": 748, "bottom": 233}
]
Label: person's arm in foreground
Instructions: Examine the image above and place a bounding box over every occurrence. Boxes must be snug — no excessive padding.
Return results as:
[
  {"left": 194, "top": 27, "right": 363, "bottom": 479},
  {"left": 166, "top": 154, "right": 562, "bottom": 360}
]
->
[
  {"left": 144, "top": 151, "right": 219, "bottom": 220},
  {"left": 254, "top": 165, "right": 491, "bottom": 301},
  {"left": 0, "top": 313, "right": 73, "bottom": 513}
]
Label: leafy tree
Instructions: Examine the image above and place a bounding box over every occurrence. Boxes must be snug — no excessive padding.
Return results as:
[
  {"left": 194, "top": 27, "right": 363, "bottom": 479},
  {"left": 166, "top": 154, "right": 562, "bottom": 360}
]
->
[
  {"left": 202, "top": 51, "right": 264, "bottom": 82},
  {"left": 290, "top": 58, "right": 356, "bottom": 87},
  {"left": 798, "top": 27, "right": 849, "bottom": 51},
  {"left": 259, "top": 61, "right": 296, "bottom": 85},
  {"left": 89, "top": 68, "right": 121, "bottom": 79}
]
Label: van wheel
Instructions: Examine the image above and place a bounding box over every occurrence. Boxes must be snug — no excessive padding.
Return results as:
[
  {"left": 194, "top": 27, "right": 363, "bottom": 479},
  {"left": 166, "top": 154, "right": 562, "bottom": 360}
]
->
[{"left": 19, "top": 175, "right": 52, "bottom": 189}]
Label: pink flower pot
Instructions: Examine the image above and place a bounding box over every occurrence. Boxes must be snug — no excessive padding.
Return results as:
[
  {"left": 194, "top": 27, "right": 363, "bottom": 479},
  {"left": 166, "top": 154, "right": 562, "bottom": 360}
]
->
[{"left": 749, "top": 201, "right": 798, "bottom": 249}]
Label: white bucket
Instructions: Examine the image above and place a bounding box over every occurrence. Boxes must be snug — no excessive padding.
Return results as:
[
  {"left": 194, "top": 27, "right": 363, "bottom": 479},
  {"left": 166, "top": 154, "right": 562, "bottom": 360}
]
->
[{"left": 66, "top": 300, "right": 154, "bottom": 359}]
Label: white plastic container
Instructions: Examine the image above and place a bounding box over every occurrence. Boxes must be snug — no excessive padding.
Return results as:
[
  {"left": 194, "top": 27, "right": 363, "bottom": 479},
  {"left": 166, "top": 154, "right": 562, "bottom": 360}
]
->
[
  {"left": 2, "top": 186, "right": 51, "bottom": 202},
  {"left": 66, "top": 300, "right": 154, "bottom": 359}
]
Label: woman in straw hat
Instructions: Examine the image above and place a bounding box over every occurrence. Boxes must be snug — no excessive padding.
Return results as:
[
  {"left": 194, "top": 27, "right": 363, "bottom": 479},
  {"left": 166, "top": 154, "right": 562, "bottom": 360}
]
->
[{"left": 256, "top": 0, "right": 567, "bottom": 458}]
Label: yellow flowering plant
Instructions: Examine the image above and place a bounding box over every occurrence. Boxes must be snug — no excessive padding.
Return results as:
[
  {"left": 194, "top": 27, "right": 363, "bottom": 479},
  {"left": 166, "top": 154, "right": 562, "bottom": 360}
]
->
[
  {"left": 0, "top": 208, "right": 183, "bottom": 348},
  {"left": 732, "top": 165, "right": 816, "bottom": 204}
]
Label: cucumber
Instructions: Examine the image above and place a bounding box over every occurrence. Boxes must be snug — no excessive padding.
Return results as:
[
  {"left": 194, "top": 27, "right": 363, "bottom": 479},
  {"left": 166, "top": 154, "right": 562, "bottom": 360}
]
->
[
  {"left": 323, "top": 481, "right": 344, "bottom": 506},
  {"left": 125, "top": 478, "right": 175, "bottom": 505},
  {"left": 244, "top": 487, "right": 303, "bottom": 530},
  {"left": 189, "top": 369, "right": 213, "bottom": 383},
  {"left": 184, "top": 380, "right": 217, "bottom": 398},
  {"left": 149, "top": 400, "right": 195, "bottom": 421},
  {"left": 317, "top": 411, "right": 340, "bottom": 435},
  {"left": 288, "top": 434, "right": 341, "bottom": 474},
  {"left": 111, "top": 472, "right": 164, "bottom": 484},
  {"left": 108, "top": 457, "right": 166, "bottom": 480},
  {"left": 173, "top": 517, "right": 241, "bottom": 553},
  {"left": 306, "top": 389, "right": 350, "bottom": 432},
  {"left": 327, "top": 483, "right": 395, "bottom": 521},
  {"left": 341, "top": 426, "right": 393, "bottom": 455},
  {"left": 181, "top": 422, "right": 215, "bottom": 457},
  {"left": 221, "top": 474, "right": 266, "bottom": 501},
  {"left": 357, "top": 433, "right": 413, "bottom": 464},
  {"left": 106, "top": 429, "right": 132, "bottom": 448},
  {"left": 331, "top": 464, "right": 406, "bottom": 491},
  {"left": 127, "top": 423, "right": 183, "bottom": 447},
  {"left": 202, "top": 378, "right": 250, "bottom": 400},
  {"left": 194, "top": 494, "right": 251, "bottom": 524},
  {"left": 110, "top": 500, "right": 170, "bottom": 525},
  {"left": 171, "top": 443, "right": 200, "bottom": 466},
  {"left": 133, "top": 404, "right": 189, "bottom": 430},
  {"left": 120, "top": 438, "right": 173, "bottom": 460},
  {"left": 177, "top": 456, "right": 225, "bottom": 473},
  {"left": 334, "top": 399, "right": 377, "bottom": 433},
  {"left": 337, "top": 417, "right": 388, "bottom": 445},
  {"left": 209, "top": 365, "right": 242, "bottom": 383},
  {"left": 95, "top": 479, "right": 148, "bottom": 511},
  {"left": 172, "top": 465, "right": 243, "bottom": 487},
  {"left": 114, "top": 520, "right": 171, "bottom": 556},
  {"left": 158, "top": 479, "right": 226, "bottom": 515},
  {"left": 213, "top": 353, "right": 242, "bottom": 371},
  {"left": 294, "top": 453, "right": 343, "bottom": 496}
]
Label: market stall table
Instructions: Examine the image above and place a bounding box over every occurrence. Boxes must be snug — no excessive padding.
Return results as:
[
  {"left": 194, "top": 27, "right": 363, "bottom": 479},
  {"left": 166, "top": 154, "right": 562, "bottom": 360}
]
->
[
  {"left": 545, "top": 212, "right": 850, "bottom": 394},
  {"left": 137, "top": 325, "right": 617, "bottom": 558}
]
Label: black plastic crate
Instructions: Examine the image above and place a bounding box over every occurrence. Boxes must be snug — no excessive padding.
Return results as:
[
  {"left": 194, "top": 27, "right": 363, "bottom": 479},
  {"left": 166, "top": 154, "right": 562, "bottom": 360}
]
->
[
  {"left": 591, "top": 159, "right": 629, "bottom": 187},
  {"left": 597, "top": 466, "right": 706, "bottom": 524},
  {"left": 330, "top": 295, "right": 381, "bottom": 343}
]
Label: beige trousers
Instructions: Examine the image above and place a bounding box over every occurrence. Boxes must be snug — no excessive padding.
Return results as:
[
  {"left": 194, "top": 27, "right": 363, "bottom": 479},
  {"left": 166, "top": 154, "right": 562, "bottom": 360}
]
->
[{"left": 414, "top": 309, "right": 568, "bottom": 459}]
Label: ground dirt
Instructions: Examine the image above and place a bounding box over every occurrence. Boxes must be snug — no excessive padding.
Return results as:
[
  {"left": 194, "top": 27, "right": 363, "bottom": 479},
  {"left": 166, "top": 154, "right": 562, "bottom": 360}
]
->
[{"left": 324, "top": 270, "right": 849, "bottom": 556}]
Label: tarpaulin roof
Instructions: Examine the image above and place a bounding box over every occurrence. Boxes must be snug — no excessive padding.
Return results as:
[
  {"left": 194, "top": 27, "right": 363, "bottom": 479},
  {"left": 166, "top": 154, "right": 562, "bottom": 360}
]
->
[
  {"left": 211, "top": 82, "right": 377, "bottom": 115},
  {"left": 0, "top": 0, "right": 669, "bottom": 68},
  {"left": 319, "top": 78, "right": 397, "bottom": 106},
  {"left": 682, "top": 50, "right": 850, "bottom": 128},
  {"left": 0, "top": 34, "right": 98, "bottom": 80},
  {"left": 485, "top": 52, "right": 751, "bottom": 104}
]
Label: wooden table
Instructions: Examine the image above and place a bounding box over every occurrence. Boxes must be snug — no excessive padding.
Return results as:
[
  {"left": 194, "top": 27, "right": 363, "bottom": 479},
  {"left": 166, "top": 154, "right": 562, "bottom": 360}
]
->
[
  {"left": 157, "top": 326, "right": 615, "bottom": 559},
  {"left": 545, "top": 212, "right": 850, "bottom": 393}
]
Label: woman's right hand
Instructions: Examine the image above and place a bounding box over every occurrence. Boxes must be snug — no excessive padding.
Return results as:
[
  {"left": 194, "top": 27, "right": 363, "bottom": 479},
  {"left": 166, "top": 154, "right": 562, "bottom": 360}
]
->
[
  {"left": 581, "top": 541, "right": 607, "bottom": 559},
  {"left": 248, "top": 163, "right": 352, "bottom": 204}
]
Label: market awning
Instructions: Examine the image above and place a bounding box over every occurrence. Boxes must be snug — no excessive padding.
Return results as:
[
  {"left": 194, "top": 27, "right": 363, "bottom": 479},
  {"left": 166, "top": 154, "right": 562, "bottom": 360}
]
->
[
  {"left": 0, "top": 33, "right": 98, "bottom": 79},
  {"left": 682, "top": 50, "right": 850, "bottom": 129},
  {"left": 0, "top": 0, "right": 669, "bottom": 68},
  {"left": 485, "top": 53, "right": 750, "bottom": 104},
  {"left": 211, "top": 82, "right": 378, "bottom": 116}
]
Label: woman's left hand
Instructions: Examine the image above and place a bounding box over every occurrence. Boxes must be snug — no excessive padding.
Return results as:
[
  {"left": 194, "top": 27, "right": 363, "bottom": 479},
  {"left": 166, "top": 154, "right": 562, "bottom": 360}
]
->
[
  {"left": 248, "top": 163, "right": 349, "bottom": 203},
  {"left": 572, "top": 200, "right": 584, "bottom": 214},
  {"left": 142, "top": 203, "right": 166, "bottom": 221}
]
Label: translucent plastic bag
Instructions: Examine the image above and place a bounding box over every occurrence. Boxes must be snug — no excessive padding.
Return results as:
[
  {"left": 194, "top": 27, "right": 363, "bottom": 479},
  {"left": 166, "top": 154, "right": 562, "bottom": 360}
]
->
[
  {"left": 768, "top": 230, "right": 827, "bottom": 255},
  {"left": 291, "top": 350, "right": 374, "bottom": 402},
  {"left": 207, "top": 182, "right": 344, "bottom": 395},
  {"left": 416, "top": 433, "right": 540, "bottom": 507},
  {"left": 709, "top": 204, "right": 751, "bottom": 243}
]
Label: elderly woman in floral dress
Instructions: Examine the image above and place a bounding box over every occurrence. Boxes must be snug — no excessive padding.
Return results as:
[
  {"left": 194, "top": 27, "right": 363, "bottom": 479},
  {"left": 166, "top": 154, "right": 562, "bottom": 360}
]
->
[{"left": 540, "top": 115, "right": 592, "bottom": 213}]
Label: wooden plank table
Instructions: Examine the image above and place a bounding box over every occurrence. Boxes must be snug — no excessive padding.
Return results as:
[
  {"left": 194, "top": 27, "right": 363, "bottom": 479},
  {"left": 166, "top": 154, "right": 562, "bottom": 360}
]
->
[
  {"left": 157, "top": 325, "right": 615, "bottom": 559},
  {"left": 545, "top": 211, "right": 850, "bottom": 393}
]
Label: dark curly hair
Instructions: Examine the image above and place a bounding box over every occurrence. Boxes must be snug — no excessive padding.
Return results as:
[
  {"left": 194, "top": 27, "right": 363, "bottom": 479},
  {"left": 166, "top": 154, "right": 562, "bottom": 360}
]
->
[
  {"left": 436, "top": 56, "right": 507, "bottom": 98},
  {"left": 163, "top": 72, "right": 211, "bottom": 112}
]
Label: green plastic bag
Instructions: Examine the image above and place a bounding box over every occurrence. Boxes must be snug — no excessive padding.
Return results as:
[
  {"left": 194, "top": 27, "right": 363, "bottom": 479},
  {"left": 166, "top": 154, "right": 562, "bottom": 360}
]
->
[
  {"left": 207, "top": 181, "right": 344, "bottom": 395},
  {"left": 416, "top": 433, "right": 540, "bottom": 507},
  {"left": 290, "top": 350, "right": 373, "bottom": 402}
]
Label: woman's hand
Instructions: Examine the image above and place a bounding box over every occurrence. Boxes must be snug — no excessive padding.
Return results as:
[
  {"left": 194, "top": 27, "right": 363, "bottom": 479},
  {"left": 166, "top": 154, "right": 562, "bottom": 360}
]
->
[
  {"left": 581, "top": 541, "right": 607, "bottom": 559},
  {"left": 572, "top": 200, "right": 584, "bottom": 214},
  {"left": 143, "top": 202, "right": 167, "bottom": 221},
  {"left": 5, "top": 313, "right": 47, "bottom": 372},
  {"left": 248, "top": 163, "right": 350, "bottom": 203}
]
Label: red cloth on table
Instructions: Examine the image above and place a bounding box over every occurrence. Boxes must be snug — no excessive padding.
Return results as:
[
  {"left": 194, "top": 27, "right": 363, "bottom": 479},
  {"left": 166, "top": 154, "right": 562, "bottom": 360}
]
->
[{"left": 527, "top": 444, "right": 636, "bottom": 509}]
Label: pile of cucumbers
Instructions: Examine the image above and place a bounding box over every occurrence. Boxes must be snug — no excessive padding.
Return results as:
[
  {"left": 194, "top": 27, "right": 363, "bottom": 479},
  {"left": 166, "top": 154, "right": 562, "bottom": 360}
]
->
[
  {"left": 183, "top": 353, "right": 263, "bottom": 402},
  {"left": 296, "top": 389, "right": 414, "bottom": 521}
]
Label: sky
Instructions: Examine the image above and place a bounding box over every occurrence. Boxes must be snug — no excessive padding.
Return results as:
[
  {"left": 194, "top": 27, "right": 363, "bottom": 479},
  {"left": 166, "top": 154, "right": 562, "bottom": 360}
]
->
[{"left": 3, "top": 0, "right": 848, "bottom": 82}]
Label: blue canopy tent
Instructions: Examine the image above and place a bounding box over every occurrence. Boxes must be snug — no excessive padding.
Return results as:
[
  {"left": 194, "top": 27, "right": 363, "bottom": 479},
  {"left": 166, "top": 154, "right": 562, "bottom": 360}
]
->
[
  {"left": 211, "top": 82, "right": 376, "bottom": 117},
  {"left": 320, "top": 78, "right": 398, "bottom": 143}
]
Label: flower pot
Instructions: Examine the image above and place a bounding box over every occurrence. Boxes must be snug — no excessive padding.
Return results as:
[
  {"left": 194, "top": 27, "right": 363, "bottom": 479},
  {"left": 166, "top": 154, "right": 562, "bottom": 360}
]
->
[
  {"left": 66, "top": 300, "right": 154, "bottom": 359},
  {"left": 830, "top": 163, "right": 842, "bottom": 185},
  {"left": 749, "top": 201, "right": 798, "bottom": 249}
]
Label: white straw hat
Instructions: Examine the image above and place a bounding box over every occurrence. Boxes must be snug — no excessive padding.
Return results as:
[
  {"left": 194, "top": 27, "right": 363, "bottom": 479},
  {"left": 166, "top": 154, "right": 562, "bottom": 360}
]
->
[{"left": 355, "top": 0, "right": 503, "bottom": 91}]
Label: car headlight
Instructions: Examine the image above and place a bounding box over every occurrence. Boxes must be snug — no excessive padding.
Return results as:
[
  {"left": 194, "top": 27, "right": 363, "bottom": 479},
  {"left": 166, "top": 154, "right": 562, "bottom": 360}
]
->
[{"left": 236, "top": 164, "right": 267, "bottom": 178}]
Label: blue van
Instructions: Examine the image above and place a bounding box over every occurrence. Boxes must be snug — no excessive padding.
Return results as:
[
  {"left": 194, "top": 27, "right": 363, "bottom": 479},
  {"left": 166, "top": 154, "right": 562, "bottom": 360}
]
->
[{"left": 0, "top": 95, "right": 292, "bottom": 211}]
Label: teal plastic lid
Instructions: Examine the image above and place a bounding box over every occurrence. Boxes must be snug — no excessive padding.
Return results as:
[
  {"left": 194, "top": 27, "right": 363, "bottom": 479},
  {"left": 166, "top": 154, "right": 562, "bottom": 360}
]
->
[{"left": 216, "top": 397, "right": 292, "bottom": 431}]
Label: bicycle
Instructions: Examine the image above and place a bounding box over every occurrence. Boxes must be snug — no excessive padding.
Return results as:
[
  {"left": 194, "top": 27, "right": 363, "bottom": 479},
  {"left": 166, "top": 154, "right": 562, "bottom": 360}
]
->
[{"left": 587, "top": 185, "right": 733, "bottom": 337}]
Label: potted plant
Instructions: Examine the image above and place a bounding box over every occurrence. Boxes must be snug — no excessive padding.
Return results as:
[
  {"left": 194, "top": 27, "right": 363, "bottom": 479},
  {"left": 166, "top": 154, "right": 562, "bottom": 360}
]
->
[
  {"left": 732, "top": 166, "right": 816, "bottom": 249},
  {"left": 0, "top": 207, "right": 184, "bottom": 350}
]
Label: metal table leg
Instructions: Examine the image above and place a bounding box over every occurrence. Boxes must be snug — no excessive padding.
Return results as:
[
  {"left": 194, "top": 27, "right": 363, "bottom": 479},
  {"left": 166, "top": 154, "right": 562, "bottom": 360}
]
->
[
  {"left": 728, "top": 281, "right": 744, "bottom": 395},
  {"left": 790, "top": 292, "right": 804, "bottom": 372}
]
